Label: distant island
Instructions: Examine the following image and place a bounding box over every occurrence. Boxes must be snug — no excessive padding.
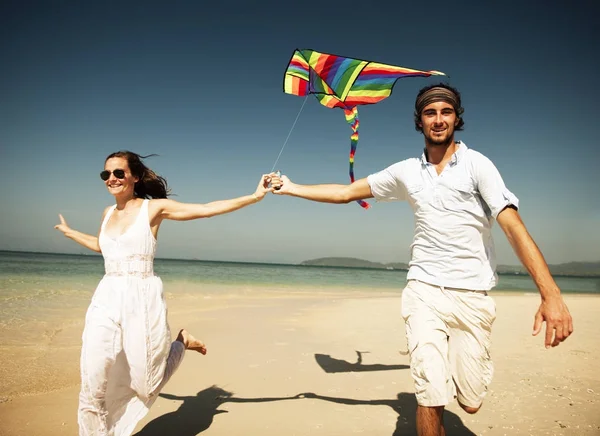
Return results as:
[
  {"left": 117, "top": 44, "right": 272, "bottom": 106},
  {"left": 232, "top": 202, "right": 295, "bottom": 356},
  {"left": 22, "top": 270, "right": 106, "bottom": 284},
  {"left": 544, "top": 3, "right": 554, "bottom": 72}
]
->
[
  {"left": 2, "top": 250, "right": 598, "bottom": 278},
  {"left": 300, "top": 257, "right": 409, "bottom": 270},
  {"left": 300, "top": 257, "right": 600, "bottom": 277}
]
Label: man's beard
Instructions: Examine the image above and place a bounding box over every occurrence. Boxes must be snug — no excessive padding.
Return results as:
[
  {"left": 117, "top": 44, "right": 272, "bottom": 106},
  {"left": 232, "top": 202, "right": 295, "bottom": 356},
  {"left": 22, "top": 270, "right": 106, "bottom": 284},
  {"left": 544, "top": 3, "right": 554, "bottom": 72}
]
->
[{"left": 425, "top": 130, "right": 454, "bottom": 147}]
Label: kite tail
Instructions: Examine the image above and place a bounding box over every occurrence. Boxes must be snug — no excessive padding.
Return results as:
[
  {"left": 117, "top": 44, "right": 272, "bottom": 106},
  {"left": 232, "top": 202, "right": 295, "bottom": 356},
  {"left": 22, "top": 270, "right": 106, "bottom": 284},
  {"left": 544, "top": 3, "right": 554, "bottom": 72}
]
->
[{"left": 344, "top": 107, "right": 370, "bottom": 209}]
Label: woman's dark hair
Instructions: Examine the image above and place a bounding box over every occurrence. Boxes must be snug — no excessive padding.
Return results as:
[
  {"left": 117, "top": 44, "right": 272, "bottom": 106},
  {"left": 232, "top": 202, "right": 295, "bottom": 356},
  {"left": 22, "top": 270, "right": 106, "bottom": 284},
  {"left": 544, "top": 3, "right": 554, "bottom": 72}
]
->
[{"left": 105, "top": 151, "right": 171, "bottom": 199}]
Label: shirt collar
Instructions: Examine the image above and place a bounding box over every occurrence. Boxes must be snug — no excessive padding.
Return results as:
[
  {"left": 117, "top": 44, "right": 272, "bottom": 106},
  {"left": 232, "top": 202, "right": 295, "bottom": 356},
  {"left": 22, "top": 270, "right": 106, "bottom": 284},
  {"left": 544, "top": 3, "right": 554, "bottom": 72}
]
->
[{"left": 420, "top": 141, "right": 467, "bottom": 166}]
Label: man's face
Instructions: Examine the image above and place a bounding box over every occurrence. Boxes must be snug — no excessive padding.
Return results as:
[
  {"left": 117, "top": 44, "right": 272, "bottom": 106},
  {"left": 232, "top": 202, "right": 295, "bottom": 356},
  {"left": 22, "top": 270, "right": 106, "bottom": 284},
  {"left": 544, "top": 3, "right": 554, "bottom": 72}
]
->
[{"left": 418, "top": 101, "right": 459, "bottom": 146}]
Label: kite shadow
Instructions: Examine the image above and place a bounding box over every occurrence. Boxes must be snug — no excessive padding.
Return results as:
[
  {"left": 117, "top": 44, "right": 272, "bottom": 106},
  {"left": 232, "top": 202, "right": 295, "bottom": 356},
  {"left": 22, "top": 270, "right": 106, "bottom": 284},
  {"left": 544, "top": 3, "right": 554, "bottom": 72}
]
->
[
  {"left": 298, "top": 391, "right": 476, "bottom": 436},
  {"left": 133, "top": 385, "right": 304, "bottom": 436},
  {"left": 315, "top": 350, "right": 410, "bottom": 373}
]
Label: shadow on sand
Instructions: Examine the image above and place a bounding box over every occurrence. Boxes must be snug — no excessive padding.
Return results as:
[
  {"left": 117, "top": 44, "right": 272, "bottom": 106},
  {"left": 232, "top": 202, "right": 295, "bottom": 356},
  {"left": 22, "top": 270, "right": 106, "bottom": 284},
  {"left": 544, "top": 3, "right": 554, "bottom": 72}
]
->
[
  {"left": 134, "top": 386, "right": 475, "bottom": 436},
  {"left": 314, "top": 350, "right": 410, "bottom": 373},
  {"left": 134, "top": 385, "right": 304, "bottom": 436},
  {"left": 298, "top": 391, "right": 476, "bottom": 436},
  {"left": 135, "top": 351, "right": 473, "bottom": 435}
]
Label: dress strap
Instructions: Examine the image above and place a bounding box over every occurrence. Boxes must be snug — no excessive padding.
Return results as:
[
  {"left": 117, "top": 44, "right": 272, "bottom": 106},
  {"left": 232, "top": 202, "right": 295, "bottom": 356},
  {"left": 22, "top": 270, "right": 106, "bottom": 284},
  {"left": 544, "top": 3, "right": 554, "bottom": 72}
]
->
[
  {"left": 126, "top": 199, "right": 149, "bottom": 230},
  {"left": 100, "top": 205, "right": 117, "bottom": 233},
  {"left": 139, "top": 199, "right": 152, "bottom": 230},
  {"left": 141, "top": 199, "right": 150, "bottom": 221}
]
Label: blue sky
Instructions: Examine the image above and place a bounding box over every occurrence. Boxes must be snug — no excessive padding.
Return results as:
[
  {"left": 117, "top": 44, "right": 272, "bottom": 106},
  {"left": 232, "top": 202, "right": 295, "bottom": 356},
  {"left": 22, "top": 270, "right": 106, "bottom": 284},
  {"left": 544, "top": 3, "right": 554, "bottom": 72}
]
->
[{"left": 1, "top": 1, "right": 598, "bottom": 265}]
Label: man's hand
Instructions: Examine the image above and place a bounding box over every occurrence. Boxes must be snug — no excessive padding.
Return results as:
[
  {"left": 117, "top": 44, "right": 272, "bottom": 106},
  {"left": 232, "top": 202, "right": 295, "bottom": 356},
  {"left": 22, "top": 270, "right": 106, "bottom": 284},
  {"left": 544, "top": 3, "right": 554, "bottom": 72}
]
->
[
  {"left": 270, "top": 174, "right": 294, "bottom": 195},
  {"left": 496, "top": 207, "right": 575, "bottom": 349},
  {"left": 532, "top": 296, "right": 574, "bottom": 348}
]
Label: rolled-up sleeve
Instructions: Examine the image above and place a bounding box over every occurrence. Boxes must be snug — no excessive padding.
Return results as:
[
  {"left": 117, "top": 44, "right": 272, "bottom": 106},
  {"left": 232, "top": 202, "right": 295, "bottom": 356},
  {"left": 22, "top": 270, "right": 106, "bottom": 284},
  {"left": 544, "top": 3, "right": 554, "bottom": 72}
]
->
[
  {"left": 367, "top": 162, "right": 407, "bottom": 202},
  {"left": 471, "top": 153, "right": 519, "bottom": 219}
]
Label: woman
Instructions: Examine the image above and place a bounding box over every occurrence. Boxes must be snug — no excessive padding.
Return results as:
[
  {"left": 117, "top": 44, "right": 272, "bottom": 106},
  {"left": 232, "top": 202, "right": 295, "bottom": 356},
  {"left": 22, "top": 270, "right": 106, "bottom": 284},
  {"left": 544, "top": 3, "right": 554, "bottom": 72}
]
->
[{"left": 54, "top": 151, "right": 276, "bottom": 436}]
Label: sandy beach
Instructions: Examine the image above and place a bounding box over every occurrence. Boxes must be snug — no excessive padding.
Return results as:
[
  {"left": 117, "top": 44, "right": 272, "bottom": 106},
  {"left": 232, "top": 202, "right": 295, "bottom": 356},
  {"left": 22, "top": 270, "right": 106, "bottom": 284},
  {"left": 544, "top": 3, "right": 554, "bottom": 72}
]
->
[{"left": 0, "top": 290, "right": 598, "bottom": 436}]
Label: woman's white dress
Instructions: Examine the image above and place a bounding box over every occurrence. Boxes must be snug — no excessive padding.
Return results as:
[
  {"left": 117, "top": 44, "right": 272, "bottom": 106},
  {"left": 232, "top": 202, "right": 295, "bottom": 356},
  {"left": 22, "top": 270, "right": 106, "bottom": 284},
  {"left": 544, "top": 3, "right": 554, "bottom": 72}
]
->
[{"left": 78, "top": 199, "right": 185, "bottom": 435}]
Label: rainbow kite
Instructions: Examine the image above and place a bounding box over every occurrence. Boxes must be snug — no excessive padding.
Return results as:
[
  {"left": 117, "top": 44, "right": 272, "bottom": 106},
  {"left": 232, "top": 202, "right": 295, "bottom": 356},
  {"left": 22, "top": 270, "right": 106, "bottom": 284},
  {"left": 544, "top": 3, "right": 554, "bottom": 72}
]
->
[{"left": 283, "top": 48, "right": 446, "bottom": 209}]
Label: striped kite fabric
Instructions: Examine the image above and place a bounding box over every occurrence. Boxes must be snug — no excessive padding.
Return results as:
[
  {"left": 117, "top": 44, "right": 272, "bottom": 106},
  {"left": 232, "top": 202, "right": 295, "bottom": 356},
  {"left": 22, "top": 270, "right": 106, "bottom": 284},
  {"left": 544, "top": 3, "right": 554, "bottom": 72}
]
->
[{"left": 283, "top": 48, "right": 446, "bottom": 209}]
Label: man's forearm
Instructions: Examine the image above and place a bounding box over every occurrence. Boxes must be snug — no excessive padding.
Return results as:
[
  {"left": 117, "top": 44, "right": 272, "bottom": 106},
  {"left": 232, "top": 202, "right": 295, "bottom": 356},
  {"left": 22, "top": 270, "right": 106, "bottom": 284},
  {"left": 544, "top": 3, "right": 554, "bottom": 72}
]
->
[
  {"left": 288, "top": 183, "right": 352, "bottom": 204},
  {"left": 503, "top": 219, "right": 560, "bottom": 300}
]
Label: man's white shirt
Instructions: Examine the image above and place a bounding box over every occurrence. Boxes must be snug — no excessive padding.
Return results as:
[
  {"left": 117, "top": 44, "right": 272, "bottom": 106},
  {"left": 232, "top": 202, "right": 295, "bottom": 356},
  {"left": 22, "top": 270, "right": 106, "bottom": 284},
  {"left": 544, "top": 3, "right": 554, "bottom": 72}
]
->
[{"left": 367, "top": 141, "right": 519, "bottom": 291}]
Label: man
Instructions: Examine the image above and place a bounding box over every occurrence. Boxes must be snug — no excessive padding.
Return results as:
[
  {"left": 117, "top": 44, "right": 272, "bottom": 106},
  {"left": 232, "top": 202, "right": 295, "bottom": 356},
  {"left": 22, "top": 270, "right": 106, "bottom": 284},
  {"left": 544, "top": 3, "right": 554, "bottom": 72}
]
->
[{"left": 271, "top": 83, "right": 573, "bottom": 436}]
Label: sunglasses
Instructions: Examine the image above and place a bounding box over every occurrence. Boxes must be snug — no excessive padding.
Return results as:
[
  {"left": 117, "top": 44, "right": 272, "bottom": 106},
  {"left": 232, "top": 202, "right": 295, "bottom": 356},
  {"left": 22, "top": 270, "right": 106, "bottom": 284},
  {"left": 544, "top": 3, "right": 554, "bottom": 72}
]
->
[{"left": 100, "top": 169, "right": 126, "bottom": 181}]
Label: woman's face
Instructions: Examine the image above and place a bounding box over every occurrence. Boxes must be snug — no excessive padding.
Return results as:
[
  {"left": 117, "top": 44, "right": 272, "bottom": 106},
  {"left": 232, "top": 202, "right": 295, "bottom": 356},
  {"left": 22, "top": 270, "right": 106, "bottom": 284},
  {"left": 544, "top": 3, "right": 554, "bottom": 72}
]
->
[{"left": 101, "top": 157, "right": 138, "bottom": 198}]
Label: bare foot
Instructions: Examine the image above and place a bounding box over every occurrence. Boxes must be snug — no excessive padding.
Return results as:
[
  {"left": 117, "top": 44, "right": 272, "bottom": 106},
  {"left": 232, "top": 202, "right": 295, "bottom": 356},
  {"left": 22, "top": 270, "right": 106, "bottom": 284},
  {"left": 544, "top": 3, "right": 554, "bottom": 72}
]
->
[{"left": 176, "top": 329, "right": 207, "bottom": 355}]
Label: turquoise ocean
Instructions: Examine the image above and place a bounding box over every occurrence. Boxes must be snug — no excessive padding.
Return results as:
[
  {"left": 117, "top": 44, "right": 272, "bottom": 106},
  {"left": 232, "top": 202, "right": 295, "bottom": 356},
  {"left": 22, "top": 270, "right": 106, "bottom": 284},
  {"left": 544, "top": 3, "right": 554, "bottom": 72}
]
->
[{"left": 1, "top": 250, "right": 599, "bottom": 332}]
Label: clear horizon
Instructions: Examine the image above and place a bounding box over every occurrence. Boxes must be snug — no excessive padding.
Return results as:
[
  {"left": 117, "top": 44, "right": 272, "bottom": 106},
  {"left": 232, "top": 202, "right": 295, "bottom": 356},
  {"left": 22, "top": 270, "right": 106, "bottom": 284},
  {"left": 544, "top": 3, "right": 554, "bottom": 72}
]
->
[{"left": 2, "top": 250, "right": 597, "bottom": 269}]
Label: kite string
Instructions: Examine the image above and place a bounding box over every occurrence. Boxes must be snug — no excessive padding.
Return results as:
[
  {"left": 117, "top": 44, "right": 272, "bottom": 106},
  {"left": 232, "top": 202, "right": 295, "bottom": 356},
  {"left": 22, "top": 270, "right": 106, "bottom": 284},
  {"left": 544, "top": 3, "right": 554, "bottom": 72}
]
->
[{"left": 269, "top": 95, "right": 309, "bottom": 173}]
